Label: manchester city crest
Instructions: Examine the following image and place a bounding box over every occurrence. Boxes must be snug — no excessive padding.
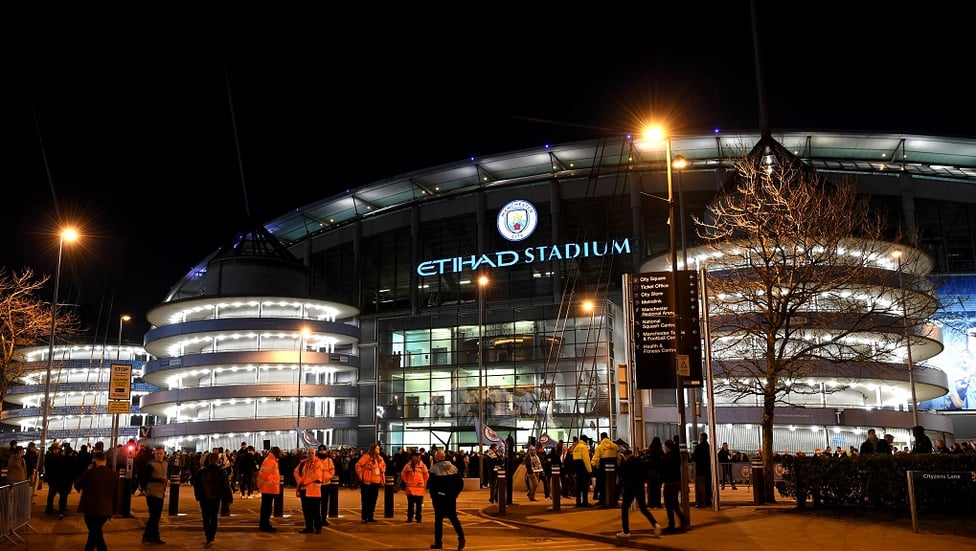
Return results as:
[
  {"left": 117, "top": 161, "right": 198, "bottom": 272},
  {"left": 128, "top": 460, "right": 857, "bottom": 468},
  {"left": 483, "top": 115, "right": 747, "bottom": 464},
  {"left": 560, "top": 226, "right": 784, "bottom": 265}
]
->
[{"left": 496, "top": 199, "right": 538, "bottom": 242}]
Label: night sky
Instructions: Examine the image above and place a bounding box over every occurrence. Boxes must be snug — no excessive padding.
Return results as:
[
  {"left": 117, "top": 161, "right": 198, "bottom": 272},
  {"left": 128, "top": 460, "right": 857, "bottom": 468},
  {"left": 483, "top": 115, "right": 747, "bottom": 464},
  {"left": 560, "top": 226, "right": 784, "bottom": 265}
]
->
[{"left": 2, "top": 9, "right": 974, "bottom": 338}]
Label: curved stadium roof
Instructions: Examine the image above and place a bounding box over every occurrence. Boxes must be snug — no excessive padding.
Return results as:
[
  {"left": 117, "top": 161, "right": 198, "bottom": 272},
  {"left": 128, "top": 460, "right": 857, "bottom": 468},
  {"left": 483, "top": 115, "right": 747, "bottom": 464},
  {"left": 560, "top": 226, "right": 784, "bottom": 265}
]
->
[{"left": 165, "top": 130, "right": 976, "bottom": 303}]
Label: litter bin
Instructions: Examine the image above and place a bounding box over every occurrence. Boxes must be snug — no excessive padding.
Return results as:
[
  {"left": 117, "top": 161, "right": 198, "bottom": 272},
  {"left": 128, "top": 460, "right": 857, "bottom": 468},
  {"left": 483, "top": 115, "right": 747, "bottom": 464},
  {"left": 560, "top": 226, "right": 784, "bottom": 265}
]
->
[{"left": 751, "top": 462, "right": 765, "bottom": 505}]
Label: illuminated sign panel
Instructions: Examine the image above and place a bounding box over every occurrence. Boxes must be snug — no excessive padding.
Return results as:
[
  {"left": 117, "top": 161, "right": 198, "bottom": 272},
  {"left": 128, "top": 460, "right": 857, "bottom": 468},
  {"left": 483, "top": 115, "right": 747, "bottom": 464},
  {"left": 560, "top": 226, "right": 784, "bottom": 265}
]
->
[
  {"left": 417, "top": 198, "right": 631, "bottom": 276},
  {"left": 631, "top": 271, "right": 702, "bottom": 389},
  {"left": 417, "top": 239, "right": 631, "bottom": 277}
]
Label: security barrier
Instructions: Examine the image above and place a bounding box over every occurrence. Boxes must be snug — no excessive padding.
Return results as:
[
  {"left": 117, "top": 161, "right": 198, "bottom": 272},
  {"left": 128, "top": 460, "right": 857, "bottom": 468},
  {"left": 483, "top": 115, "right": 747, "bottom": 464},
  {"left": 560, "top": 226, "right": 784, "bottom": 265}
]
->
[{"left": 0, "top": 480, "right": 35, "bottom": 544}]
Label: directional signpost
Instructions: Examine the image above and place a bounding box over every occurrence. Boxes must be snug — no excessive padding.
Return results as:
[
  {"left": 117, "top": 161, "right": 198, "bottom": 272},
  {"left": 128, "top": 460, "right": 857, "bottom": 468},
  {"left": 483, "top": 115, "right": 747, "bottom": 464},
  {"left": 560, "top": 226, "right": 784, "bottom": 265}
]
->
[{"left": 630, "top": 271, "right": 702, "bottom": 389}]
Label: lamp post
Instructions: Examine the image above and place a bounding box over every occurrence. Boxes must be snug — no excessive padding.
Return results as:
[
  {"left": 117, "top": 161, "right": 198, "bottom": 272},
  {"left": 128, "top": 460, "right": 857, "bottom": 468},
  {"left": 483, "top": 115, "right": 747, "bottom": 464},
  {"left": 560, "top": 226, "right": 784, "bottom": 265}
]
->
[
  {"left": 109, "top": 314, "right": 131, "bottom": 471},
  {"left": 644, "top": 126, "right": 692, "bottom": 522},
  {"left": 296, "top": 326, "right": 310, "bottom": 451},
  {"left": 38, "top": 227, "right": 78, "bottom": 476},
  {"left": 892, "top": 250, "right": 919, "bottom": 428},
  {"left": 477, "top": 275, "right": 489, "bottom": 463},
  {"left": 673, "top": 153, "right": 699, "bottom": 439}
]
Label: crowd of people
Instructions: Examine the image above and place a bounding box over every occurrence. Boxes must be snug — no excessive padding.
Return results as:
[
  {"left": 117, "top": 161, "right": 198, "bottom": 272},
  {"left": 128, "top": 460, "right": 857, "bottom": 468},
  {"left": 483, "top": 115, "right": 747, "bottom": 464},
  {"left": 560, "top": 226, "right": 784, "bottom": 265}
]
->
[{"left": 8, "top": 424, "right": 974, "bottom": 548}]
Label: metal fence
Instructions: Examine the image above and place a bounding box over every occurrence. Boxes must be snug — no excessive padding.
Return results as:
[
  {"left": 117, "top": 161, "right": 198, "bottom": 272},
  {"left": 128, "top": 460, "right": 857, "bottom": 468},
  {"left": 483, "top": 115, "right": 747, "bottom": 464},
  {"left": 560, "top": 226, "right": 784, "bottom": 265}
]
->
[{"left": 0, "top": 480, "right": 34, "bottom": 544}]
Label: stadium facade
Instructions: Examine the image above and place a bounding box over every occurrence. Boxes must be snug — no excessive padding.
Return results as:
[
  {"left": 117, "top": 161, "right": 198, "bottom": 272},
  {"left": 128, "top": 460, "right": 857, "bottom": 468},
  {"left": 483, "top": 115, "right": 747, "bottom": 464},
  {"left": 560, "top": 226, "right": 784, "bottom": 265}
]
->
[
  {"left": 11, "top": 130, "right": 976, "bottom": 455},
  {"left": 8, "top": 340, "right": 153, "bottom": 447}
]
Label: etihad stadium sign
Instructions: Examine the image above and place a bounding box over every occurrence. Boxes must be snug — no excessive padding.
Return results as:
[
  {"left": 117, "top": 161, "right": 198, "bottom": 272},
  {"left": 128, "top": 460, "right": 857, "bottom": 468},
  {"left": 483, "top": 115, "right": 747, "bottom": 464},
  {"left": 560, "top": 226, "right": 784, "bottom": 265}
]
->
[{"left": 417, "top": 198, "right": 631, "bottom": 277}]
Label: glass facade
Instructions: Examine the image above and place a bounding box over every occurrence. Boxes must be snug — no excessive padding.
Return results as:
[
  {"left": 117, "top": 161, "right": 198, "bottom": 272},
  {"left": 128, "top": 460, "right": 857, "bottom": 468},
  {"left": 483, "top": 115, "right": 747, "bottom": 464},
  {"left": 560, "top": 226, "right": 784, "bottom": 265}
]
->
[{"left": 375, "top": 304, "right": 615, "bottom": 451}]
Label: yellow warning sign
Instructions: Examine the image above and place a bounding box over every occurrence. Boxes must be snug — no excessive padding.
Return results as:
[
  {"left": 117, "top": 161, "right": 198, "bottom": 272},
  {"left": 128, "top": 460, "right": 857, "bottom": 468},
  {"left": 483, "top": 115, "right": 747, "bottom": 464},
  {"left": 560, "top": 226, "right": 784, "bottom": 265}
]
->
[{"left": 107, "top": 401, "right": 130, "bottom": 414}]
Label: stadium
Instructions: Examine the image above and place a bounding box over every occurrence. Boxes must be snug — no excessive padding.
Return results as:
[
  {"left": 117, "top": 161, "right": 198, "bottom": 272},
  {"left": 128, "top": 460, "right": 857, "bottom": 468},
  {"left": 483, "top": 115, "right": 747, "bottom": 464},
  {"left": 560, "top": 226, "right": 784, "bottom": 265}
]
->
[{"left": 12, "top": 130, "right": 976, "bottom": 455}]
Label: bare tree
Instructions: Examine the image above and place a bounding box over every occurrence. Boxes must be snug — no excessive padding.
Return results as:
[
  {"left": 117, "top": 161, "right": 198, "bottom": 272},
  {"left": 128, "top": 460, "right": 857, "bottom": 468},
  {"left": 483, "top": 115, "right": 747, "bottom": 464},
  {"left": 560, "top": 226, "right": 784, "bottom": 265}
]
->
[
  {"left": 0, "top": 267, "right": 81, "bottom": 413},
  {"left": 693, "top": 150, "right": 937, "bottom": 502}
]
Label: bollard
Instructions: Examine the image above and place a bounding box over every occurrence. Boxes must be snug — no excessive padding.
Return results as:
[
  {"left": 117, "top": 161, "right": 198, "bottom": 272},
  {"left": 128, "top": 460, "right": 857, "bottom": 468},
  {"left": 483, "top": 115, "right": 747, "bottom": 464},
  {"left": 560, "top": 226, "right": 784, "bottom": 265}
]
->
[
  {"left": 384, "top": 475, "right": 395, "bottom": 518},
  {"left": 116, "top": 472, "right": 132, "bottom": 518},
  {"left": 273, "top": 483, "right": 284, "bottom": 517},
  {"left": 751, "top": 462, "right": 765, "bottom": 505},
  {"left": 550, "top": 465, "right": 561, "bottom": 511},
  {"left": 603, "top": 463, "right": 616, "bottom": 508},
  {"left": 328, "top": 475, "right": 340, "bottom": 518},
  {"left": 168, "top": 475, "right": 181, "bottom": 515},
  {"left": 120, "top": 455, "right": 135, "bottom": 518},
  {"left": 497, "top": 468, "right": 507, "bottom": 515}
]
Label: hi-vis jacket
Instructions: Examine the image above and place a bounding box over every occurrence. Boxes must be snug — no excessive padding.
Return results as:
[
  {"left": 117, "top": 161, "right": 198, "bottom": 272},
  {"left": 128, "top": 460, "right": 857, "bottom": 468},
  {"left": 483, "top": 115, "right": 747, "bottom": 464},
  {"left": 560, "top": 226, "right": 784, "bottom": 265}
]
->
[
  {"left": 591, "top": 437, "right": 620, "bottom": 468},
  {"left": 572, "top": 440, "right": 592, "bottom": 473},
  {"left": 257, "top": 451, "right": 281, "bottom": 494},
  {"left": 356, "top": 453, "right": 386, "bottom": 485},
  {"left": 295, "top": 456, "right": 326, "bottom": 498},
  {"left": 400, "top": 461, "right": 430, "bottom": 497}
]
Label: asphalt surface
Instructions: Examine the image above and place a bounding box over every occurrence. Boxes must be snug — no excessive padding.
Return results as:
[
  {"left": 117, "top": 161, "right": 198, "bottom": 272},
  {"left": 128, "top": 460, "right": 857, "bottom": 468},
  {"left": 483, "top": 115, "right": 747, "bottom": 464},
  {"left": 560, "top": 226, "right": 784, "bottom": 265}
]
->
[{"left": 13, "top": 481, "right": 973, "bottom": 550}]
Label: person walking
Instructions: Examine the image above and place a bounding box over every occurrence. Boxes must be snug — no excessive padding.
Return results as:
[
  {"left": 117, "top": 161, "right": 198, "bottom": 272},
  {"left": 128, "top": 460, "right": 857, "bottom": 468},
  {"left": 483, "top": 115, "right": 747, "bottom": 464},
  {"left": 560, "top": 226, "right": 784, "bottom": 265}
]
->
[
  {"left": 74, "top": 450, "right": 118, "bottom": 551},
  {"left": 44, "top": 444, "right": 74, "bottom": 517},
  {"left": 644, "top": 437, "right": 665, "bottom": 508},
  {"left": 256, "top": 446, "right": 282, "bottom": 532},
  {"left": 295, "top": 447, "right": 326, "bottom": 534},
  {"left": 661, "top": 438, "right": 688, "bottom": 534},
  {"left": 236, "top": 445, "right": 258, "bottom": 499},
  {"left": 193, "top": 450, "right": 234, "bottom": 548},
  {"left": 401, "top": 450, "right": 430, "bottom": 522},
  {"left": 428, "top": 449, "right": 465, "bottom": 550},
  {"left": 315, "top": 445, "right": 337, "bottom": 529},
  {"left": 355, "top": 443, "right": 386, "bottom": 523},
  {"left": 524, "top": 446, "right": 543, "bottom": 501},
  {"left": 718, "top": 442, "right": 737, "bottom": 490},
  {"left": 691, "top": 432, "right": 712, "bottom": 507},
  {"left": 616, "top": 448, "right": 661, "bottom": 538},
  {"left": 139, "top": 446, "right": 168, "bottom": 544}
]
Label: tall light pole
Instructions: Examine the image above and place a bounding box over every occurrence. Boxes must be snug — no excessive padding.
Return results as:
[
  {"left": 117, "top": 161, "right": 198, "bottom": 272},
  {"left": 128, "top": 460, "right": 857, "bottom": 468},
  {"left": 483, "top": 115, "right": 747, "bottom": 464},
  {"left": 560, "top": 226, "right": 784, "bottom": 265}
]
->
[
  {"left": 477, "top": 275, "right": 489, "bottom": 468},
  {"left": 109, "top": 314, "right": 131, "bottom": 471},
  {"left": 643, "top": 125, "right": 691, "bottom": 522},
  {"left": 296, "top": 326, "right": 310, "bottom": 451},
  {"left": 38, "top": 227, "right": 78, "bottom": 476},
  {"left": 892, "top": 250, "right": 920, "bottom": 428}
]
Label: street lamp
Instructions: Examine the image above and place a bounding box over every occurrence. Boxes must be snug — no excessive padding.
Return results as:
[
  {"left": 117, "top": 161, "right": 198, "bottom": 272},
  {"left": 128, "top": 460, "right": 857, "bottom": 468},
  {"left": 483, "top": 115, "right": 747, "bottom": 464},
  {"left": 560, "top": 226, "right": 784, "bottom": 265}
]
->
[
  {"left": 891, "top": 250, "right": 919, "bottom": 428},
  {"left": 296, "top": 326, "right": 310, "bottom": 451},
  {"left": 38, "top": 227, "right": 78, "bottom": 475},
  {"left": 109, "top": 314, "right": 131, "bottom": 471},
  {"left": 642, "top": 125, "right": 692, "bottom": 521},
  {"left": 477, "top": 275, "right": 489, "bottom": 472}
]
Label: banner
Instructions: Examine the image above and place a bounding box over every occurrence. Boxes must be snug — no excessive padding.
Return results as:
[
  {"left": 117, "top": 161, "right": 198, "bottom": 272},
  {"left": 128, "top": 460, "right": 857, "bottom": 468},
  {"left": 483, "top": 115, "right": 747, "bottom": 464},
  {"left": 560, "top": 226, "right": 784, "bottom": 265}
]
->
[
  {"left": 296, "top": 427, "right": 319, "bottom": 448},
  {"left": 473, "top": 419, "right": 502, "bottom": 446}
]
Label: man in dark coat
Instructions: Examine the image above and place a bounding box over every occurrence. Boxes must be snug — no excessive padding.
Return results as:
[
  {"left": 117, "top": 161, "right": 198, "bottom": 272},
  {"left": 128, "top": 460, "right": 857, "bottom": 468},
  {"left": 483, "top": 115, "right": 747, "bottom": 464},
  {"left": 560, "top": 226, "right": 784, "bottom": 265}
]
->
[
  {"left": 616, "top": 448, "right": 661, "bottom": 538},
  {"left": 44, "top": 444, "right": 76, "bottom": 517},
  {"left": 74, "top": 450, "right": 118, "bottom": 551},
  {"left": 690, "top": 432, "right": 712, "bottom": 508},
  {"left": 193, "top": 451, "right": 234, "bottom": 548},
  {"left": 911, "top": 425, "right": 934, "bottom": 454},
  {"left": 428, "top": 449, "right": 465, "bottom": 550}
]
